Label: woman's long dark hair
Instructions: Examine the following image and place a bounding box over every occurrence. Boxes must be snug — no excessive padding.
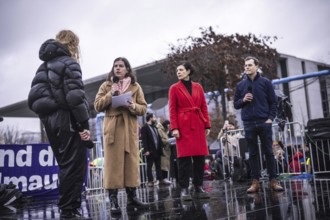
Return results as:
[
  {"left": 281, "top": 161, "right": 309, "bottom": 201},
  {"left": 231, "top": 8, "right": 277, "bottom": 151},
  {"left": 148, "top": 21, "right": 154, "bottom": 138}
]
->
[{"left": 106, "top": 57, "right": 137, "bottom": 84}]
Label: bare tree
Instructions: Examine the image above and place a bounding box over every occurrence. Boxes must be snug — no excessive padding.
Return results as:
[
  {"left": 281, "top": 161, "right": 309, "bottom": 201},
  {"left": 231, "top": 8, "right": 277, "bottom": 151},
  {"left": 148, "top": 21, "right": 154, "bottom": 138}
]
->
[
  {"left": 0, "top": 118, "right": 96, "bottom": 145},
  {"left": 163, "top": 26, "right": 279, "bottom": 139},
  {"left": 0, "top": 125, "right": 34, "bottom": 144}
]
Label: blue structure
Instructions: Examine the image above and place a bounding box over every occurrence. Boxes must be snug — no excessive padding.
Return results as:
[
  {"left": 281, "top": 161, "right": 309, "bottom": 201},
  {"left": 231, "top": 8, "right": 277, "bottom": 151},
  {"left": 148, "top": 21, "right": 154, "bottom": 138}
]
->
[{"left": 272, "top": 69, "right": 330, "bottom": 85}]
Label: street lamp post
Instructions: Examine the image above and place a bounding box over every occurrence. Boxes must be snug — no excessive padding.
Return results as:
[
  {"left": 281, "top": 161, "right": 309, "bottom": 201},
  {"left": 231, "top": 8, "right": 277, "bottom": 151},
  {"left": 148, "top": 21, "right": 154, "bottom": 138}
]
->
[
  {"left": 207, "top": 90, "right": 221, "bottom": 119},
  {"left": 207, "top": 88, "right": 233, "bottom": 121}
]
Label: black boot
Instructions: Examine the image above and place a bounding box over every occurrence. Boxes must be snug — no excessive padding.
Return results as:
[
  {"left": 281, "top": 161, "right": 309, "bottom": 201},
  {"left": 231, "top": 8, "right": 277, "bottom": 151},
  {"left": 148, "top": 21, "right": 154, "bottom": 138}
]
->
[
  {"left": 108, "top": 189, "right": 121, "bottom": 217},
  {"left": 125, "top": 187, "right": 148, "bottom": 212}
]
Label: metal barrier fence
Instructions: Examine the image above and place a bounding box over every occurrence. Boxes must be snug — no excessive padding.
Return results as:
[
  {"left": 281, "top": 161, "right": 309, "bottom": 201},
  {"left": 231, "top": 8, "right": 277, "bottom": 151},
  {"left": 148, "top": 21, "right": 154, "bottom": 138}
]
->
[
  {"left": 307, "top": 138, "right": 330, "bottom": 176},
  {"left": 219, "top": 122, "right": 310, "bottom": 180},
  {"left": 86, "top": 140, "right": 148, "bottom": 192},
  {"left": 86, "top": 118, "right": 329, "bottom": 191}
]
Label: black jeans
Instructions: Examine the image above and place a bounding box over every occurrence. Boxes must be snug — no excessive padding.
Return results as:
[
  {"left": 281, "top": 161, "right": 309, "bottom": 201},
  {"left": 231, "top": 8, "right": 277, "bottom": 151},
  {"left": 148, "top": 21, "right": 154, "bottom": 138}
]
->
[
  {"left": 170, "top": 145, "right": 179, "bottom": 180},
  {"left": 244, "top": 121, "right": 276, "bottom": 180},
  {"left": 177, "top": 156, "right": 205, "bottom": 188}
]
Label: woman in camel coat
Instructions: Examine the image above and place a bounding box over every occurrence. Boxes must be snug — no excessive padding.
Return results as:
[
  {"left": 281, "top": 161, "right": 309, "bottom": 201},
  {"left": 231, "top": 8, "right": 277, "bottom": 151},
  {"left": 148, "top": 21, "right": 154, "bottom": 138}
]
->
[{"left": 94, "top": 57, "right": 147, "bottom": 216}]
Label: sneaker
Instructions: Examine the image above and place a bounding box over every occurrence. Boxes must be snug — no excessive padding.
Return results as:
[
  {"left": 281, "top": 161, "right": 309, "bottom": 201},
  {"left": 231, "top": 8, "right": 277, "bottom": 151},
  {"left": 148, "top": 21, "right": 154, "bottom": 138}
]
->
[
  {"left": 160, "top": 178, "right": 172, "bottom": 185},
  {"left": 180, "top": 188, "right": 192, "bottom": 201},
  {"left": 153, "top": 180, "right": 159, "bottom": 186},
  {"left": 269, "top": 179, "right": 284, "bottom": 191},
  {"left": 247, "top": 179, "right": 260, "bottom": 193},
  {"left": 194, "top": 186, "right": 210, "bottom": 199}
]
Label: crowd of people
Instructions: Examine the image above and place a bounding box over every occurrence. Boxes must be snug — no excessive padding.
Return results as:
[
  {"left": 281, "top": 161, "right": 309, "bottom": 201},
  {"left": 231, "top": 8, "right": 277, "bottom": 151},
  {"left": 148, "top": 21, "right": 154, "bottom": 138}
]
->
[
  {"left": 273, "top": 141, "right": 311, "bottom": 175},
  {"left": 27, "top": 29, "right": 298, "bottom": 219}
]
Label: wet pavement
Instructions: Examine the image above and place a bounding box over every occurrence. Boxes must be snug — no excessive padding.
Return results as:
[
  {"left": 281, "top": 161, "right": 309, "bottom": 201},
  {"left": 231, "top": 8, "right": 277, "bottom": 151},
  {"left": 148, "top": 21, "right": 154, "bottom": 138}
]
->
[{"left": 1, "top": 177, "right": 330, "bottom": 219}]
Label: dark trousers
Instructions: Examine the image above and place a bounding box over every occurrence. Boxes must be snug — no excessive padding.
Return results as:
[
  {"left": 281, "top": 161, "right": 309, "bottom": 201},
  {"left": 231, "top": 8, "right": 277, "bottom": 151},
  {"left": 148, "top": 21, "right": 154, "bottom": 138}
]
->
[
  {"left": 177, "top": 156, "right": 205, "bottom": 188},
  {"left": 42, "top": 111, "right": 87, "bottom": 211},
  {"left": 146, "top": 154, "right": 162, "bottom": 182},
  {"left": 162, "top": 170, "right": 168, "bottom": 179},
  {"left": 170, "top": 145, "right": 179, "bottom": 180},
  {"left": 244, "top": 121, "right": 277, "bottom": 180}
]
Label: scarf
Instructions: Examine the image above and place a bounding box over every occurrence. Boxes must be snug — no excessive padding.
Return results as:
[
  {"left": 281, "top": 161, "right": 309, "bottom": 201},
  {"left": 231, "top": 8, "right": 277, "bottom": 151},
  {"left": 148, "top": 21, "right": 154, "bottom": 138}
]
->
[{"left": 117, "top": 76, "right": 131, "bottom": 95}]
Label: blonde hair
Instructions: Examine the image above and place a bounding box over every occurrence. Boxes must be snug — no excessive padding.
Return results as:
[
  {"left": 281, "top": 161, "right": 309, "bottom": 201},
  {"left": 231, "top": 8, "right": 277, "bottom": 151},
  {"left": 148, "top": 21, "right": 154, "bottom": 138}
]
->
[{"left": 56, "top": 30, "right": 80, "bottom": 61}]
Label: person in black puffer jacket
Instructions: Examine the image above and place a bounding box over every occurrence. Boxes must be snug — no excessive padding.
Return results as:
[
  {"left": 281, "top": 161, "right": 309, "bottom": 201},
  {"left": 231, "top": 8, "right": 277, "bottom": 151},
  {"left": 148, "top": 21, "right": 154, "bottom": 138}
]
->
[{"left": 28, "top": 30, "right": 90, "bottom": 219}]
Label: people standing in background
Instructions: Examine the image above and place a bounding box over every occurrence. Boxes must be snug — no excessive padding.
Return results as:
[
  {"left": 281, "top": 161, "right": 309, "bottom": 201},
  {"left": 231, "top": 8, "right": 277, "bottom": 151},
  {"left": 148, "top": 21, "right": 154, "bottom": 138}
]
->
[
  {"left": 273, "top": 141, "right": 287, "bottom": 174},
  {"left": 169, "top": 61, "right": 211, "bottom": 200},
  {"left": 217, "top": 120, "right": 244, "bottom": 179},
  {"left": 217, "top": 121, "right": 243, "bottom": 159},
  {"left": 28, "top": 30, "right": 90, "bottom": 219},
  {"left": 141, "top": 113, "right": 171, "bottom": 187},
  {"left": 94, "top": 57, "right": 148, "bottom": 217},
  {"left": 162, "top": 120, "right": 179, "bottom": 182},
  {"left": 234, "top": 56, "right": 283, "bottom": 193},
  {"left": 156, "top": 120, "right": 173, "bottom": 185}
]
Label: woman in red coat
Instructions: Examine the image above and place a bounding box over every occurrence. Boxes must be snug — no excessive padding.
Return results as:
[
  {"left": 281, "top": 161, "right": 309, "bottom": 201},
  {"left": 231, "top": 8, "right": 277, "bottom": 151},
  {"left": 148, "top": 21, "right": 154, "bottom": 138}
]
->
[{"left": 169, "top": 61, "right": 211, "bottom": 200}]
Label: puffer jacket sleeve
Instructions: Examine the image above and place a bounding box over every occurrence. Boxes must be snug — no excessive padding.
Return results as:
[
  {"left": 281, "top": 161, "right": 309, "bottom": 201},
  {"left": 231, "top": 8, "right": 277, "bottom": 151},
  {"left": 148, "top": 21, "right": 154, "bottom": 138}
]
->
[{"left": 62, "top": 59, "right": 90, "bottom": 129}]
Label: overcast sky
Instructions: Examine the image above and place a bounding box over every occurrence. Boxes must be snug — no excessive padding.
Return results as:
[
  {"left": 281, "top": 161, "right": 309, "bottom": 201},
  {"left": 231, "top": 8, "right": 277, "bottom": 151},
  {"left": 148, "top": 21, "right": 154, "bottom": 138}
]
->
[{"left": 0, "top": 0, "right": 329, "bottom": 109}]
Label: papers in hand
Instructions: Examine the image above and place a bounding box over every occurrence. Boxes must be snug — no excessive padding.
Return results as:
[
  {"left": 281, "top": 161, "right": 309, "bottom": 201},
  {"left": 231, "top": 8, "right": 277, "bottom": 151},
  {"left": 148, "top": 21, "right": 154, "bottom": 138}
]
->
[
  {"left": 112, "top": 91, "right": 132, "bottom": 108},
  {"left": 168, "top": 137, "right": 176, "bottom": 145}
]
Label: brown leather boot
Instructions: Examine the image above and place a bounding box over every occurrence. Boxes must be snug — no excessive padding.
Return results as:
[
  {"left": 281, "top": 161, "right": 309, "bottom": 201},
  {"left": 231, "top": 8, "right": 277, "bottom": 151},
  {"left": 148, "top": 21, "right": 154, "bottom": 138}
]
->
[
  {"left": 247, "top": 179, "right": 260, "bottom": 193},
  {"left": 269, "top": 179, "right": 284, "bottom": 191}
]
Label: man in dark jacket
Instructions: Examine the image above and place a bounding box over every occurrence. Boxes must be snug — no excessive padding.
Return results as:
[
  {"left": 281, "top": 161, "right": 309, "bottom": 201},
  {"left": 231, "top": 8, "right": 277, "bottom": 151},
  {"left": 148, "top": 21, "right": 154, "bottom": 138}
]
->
[
  {"left": 234, "top": 56, "right": 283, "bottom": 193},
  {"left": 141, "top": 113, "right": 170, "bottom": 187},
  {"left": 28, "top": 30, "right": 90, "bottom": 219}
]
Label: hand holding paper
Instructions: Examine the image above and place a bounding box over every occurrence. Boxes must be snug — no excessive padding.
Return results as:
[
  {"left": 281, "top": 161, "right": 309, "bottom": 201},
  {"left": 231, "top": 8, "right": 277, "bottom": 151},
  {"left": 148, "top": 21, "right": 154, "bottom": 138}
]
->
[{"left": 112, "top": 91, "right": 132, "bottom": 108}]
